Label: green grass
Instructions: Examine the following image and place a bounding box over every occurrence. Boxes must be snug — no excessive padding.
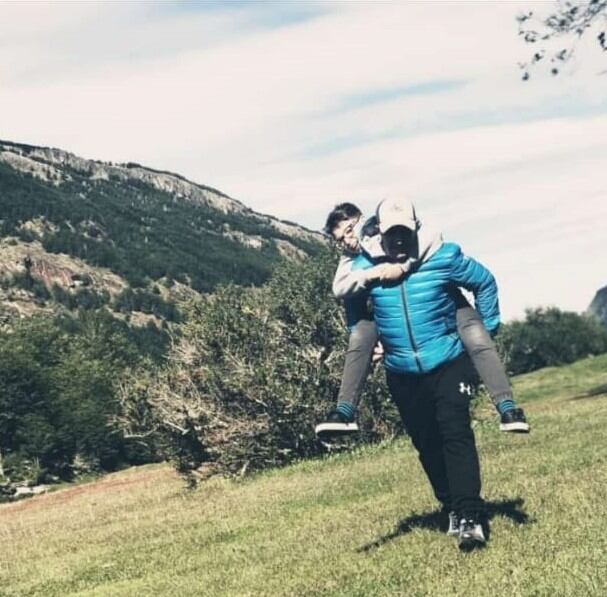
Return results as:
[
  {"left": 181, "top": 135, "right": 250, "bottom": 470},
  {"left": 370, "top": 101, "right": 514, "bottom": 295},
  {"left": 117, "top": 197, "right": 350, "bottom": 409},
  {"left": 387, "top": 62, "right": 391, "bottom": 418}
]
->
[{"left": 2, "top": 354, "right": 607, "bottom": 596}]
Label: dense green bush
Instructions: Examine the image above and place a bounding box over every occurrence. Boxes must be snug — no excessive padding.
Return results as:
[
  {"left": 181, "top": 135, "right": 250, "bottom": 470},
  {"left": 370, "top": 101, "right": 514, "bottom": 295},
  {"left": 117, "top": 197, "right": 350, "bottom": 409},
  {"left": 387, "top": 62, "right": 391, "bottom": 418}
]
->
[
  {"left": 496, "top": 307, "right": 607, "bottom": 375},
  {"left": 0, "top": 311, "right": 163, "bottom": 489},
  {"left": 112, "top": 288, "right": 181, "bottom": 322},
  {"left": 119, "top": 250, "right": 399, "bottom": 481}
]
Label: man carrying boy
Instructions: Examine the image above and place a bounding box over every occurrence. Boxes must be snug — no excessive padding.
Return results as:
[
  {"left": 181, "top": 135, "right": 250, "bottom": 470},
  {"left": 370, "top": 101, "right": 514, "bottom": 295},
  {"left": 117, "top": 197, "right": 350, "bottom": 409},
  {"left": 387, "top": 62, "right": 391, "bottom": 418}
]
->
[
  {"left": 315, "top": 201, "right": 528, "bottom": 438},
  {"left": 345, "top": 197, "right": 499, "bottom": 549}
]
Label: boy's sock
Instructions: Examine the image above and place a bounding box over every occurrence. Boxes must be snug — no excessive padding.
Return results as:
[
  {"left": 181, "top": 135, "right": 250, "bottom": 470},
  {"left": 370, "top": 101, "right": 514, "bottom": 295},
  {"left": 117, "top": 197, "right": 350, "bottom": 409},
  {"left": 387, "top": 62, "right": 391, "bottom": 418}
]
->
[
  {"left": 335, "top": 401, "right": 356, "bottom": 422},
  {"left": 495, "top": 398, "right": 516, "bottom": 415},
  {"left": 496, "top": 397, "right": 530, "bottom": 433}
]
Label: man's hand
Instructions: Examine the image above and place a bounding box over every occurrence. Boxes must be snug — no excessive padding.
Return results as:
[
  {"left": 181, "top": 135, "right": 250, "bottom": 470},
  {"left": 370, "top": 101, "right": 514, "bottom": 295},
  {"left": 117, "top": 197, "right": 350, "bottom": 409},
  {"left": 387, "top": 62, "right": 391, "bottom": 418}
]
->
[
  {"left": 371, "top": 263, "right": 405, "bottom": 283},
  {"left": 371, "top": 341, "right": 384, "bottom": 363}
]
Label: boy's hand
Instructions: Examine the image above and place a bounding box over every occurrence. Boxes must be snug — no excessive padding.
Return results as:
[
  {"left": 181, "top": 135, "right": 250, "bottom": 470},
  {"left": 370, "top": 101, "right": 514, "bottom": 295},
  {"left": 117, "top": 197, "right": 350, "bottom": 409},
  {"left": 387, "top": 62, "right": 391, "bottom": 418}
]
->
[
  {"left": 379, "top": 263, "right": 405, "bottom": 282},
  {"left": 372, "top": 263, "right": 405, "bottom": 283},
  {"left": 371, "top": 341, "right": 384, "bottom": 363}
]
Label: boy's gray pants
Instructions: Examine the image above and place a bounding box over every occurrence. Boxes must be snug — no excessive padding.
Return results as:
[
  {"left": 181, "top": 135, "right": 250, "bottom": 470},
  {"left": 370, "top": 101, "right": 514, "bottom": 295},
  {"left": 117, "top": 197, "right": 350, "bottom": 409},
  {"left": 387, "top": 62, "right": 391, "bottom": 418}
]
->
[{"left": 337, "top": 308, "right": 512, "bottom": 411}]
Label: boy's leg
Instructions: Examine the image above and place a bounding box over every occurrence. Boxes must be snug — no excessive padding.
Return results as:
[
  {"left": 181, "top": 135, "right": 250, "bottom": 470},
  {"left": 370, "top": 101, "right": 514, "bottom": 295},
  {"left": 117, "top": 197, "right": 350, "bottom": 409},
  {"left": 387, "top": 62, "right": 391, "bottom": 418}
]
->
[
  {"left": 315, "top": 319, "right": 378, "bottom": 438},
  {"left": 386, "top": 371, "right": 451, "bottom": 511},
  {"left": 456, "top": 306, "right": 529, "bottom": 433},
  {"left": 337, "top": 319, "right": 378, "bottom": 414}
]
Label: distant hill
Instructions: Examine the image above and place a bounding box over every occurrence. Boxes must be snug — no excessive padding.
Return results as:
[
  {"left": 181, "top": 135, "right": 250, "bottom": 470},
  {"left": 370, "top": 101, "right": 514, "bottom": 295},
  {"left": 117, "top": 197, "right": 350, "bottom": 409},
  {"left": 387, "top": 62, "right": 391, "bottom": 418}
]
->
[
  {"left": 0, "top": 139, "right": 325, "bottom": 326},
  {"left": 588, "top": 285, "right": 607, "bottom": 327}
]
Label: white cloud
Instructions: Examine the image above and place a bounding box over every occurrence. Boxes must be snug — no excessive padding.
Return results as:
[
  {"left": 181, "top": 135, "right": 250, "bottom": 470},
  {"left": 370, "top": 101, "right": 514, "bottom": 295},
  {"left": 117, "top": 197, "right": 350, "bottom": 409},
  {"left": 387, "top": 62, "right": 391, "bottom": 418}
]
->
[{"left": 0, "top": 0, "right": 605, "bottom": 319}]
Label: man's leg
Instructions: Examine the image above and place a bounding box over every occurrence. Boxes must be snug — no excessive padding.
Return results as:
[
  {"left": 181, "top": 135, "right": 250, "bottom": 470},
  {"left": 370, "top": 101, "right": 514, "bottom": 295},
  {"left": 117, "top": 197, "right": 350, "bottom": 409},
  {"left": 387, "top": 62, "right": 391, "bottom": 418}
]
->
[
  {"left": 433, "top": 354, "right": 486, "bottom": 549},
  {"left": 315, "top": 319, "right": 378, "bottom": 438},
  {"left": 386, "top": 371, "right": 451, "bottom": 510},
  {"left": 456, "top": 306, "right": 529, "bottom": 433}
]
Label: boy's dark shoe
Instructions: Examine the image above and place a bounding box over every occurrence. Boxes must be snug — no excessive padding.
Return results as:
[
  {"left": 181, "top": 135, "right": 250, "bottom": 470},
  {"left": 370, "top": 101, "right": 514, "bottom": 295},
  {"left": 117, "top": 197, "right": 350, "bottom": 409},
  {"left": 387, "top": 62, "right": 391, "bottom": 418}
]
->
[
  {"left": 457, "top": 517, "right": 486, "bottom": 551},
  {"left": 499, "top": 407, "right": 530, "bottom": 433},
  {"left": 315, "top": 411, "right": 359, "bottom": 439}
]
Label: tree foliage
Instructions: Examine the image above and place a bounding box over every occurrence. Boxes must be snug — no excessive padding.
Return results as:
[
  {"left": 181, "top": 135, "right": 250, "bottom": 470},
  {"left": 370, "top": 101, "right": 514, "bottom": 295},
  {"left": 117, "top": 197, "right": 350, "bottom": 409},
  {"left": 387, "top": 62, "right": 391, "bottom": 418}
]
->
[
  {"left": 496, "top": 307, "right": 607, "bottom": 374},
  {"left": 518, "top": 0, "right": 607, "bottom": 79},
  {"left": 0, "top": 311, "right": 162, "bottom": 493},
  {"left": 117, "top": 250, "right": 399, "bottom": 483}
]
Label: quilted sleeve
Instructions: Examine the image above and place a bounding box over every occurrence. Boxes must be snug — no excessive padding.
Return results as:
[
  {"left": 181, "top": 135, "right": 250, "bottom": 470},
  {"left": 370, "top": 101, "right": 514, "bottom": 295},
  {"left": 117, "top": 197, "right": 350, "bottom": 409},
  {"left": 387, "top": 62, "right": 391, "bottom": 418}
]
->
[{"left": 447, "top": 244, "right": 500, "bottom": 334}]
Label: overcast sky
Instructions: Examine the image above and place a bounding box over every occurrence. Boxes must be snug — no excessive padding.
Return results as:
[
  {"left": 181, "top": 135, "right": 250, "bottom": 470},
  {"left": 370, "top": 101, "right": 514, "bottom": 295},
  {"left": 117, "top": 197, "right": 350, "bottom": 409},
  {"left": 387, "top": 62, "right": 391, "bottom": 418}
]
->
[{"left": 1, "top": 0, "right": 606, "bottom": 320}]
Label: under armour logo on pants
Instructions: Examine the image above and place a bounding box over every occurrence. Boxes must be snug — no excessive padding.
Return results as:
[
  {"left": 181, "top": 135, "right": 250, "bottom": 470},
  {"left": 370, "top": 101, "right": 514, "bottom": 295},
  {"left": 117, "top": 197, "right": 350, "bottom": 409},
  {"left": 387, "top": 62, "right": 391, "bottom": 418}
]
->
[{"left": 459, "top": 382, "right": 473, "bottom": 396}]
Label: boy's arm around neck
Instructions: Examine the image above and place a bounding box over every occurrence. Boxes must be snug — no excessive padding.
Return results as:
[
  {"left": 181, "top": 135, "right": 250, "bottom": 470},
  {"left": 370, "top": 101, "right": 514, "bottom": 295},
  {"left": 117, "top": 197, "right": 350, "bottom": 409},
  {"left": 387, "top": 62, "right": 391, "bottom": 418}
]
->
[{"left": 332, "top": 253, "right": 380, "bottom": 299}]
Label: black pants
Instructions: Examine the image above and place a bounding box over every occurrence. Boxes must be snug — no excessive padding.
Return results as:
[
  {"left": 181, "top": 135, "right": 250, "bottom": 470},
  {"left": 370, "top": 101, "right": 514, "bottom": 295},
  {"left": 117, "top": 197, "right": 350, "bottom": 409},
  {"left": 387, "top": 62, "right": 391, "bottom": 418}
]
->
[{"left": 386, "top": 354, "right": 484, "bottom": 517}]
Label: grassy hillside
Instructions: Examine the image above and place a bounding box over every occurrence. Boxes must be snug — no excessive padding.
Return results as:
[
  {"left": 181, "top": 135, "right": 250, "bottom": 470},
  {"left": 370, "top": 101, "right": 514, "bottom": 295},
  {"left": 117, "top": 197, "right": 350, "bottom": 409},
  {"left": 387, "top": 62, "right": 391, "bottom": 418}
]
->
[{"left": 1, "top": 354, "right": 607, "bottom": 596}]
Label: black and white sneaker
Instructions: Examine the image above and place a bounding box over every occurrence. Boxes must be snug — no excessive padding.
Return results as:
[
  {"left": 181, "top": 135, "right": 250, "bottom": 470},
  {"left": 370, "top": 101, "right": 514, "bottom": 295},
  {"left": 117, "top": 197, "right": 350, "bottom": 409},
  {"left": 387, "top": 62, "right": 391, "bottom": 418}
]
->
[
  {"left": 315, "top": 411, "right": 359, "bottom": 439},
  {"left": 499, "top": 408, "right": 530, "bottom": 433},
  {"left": 447, "top": 511, "right": 459, "bottom": 536},
  {"left": 457, "top": 517, "right": 486, "bottom": 551}
]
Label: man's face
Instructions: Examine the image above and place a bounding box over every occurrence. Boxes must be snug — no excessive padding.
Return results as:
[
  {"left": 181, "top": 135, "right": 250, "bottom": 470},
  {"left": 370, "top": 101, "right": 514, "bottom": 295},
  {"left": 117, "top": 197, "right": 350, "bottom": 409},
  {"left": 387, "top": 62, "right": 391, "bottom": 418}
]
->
[
  {"left": 331, "top": 216, "right": 361, "bottom": 252},
  {"left": 382, "top": 225, "right": 416, "bottom": 261}
]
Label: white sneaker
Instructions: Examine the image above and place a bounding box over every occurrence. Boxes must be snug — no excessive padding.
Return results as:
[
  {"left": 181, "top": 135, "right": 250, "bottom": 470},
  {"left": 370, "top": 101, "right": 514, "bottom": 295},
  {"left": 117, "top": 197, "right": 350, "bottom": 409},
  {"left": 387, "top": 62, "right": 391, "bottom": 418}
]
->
[
  {"left": 315, "top": 411, "right": 359, "bottom": 439},
  {"left": 446, "top": 511, "right": 459, "bottom": 536}
]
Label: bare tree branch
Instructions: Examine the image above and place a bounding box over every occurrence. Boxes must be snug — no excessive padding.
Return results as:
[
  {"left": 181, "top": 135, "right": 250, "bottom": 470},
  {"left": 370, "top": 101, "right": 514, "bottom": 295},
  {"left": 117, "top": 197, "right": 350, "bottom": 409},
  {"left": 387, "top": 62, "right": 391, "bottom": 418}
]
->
[{"left": 518, "top": 0, "right": 607, "bottom": 79}]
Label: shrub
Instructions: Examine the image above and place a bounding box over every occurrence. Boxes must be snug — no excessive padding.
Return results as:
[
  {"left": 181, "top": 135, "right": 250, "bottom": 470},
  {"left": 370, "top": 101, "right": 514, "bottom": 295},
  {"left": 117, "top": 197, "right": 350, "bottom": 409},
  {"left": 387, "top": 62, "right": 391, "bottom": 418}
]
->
[
  {"left": 118, "top": 250, "right": 399, "bottom": 481},
  {"left": 496, "top": 307, "right": 607, "bottom": 375},
  {"left": 0, "top": 312, "right": 162, "bottom": 486}
]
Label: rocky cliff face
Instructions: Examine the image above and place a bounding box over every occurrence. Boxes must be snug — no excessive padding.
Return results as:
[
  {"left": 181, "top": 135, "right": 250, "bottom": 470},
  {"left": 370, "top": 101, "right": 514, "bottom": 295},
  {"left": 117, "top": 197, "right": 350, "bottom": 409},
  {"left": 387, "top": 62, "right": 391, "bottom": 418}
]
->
[
  {"left": 588, "top": 286, "right": 607, "bottom": 327},
  {"left": 0, "top": 140, "right": 321, "bottom": 247}
]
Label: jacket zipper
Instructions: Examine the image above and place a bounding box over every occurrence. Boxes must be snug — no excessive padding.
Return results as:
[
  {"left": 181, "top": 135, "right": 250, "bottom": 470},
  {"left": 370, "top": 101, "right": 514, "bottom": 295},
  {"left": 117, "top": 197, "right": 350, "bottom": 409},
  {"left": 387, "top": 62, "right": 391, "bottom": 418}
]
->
[{"left": 400, "top": 281, "right": 423, "bottom": 373}]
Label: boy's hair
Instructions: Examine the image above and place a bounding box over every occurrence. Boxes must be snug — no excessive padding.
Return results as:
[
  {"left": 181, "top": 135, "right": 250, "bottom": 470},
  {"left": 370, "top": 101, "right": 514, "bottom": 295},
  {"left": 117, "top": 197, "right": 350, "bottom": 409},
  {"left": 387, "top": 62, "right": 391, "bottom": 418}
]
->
[{"left": 323, "top": 202, "right": 362, "bottom": 235}]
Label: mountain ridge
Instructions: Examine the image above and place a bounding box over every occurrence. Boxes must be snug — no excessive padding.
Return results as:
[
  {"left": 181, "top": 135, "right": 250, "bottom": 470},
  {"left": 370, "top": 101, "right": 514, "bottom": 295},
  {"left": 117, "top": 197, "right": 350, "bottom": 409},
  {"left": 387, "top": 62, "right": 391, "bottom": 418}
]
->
[
  {"left": 0, "top": 138, "right": 321, "bottom": 242},
  {"left": 0, "top": 139, "right": 326, "bottom": 326}
]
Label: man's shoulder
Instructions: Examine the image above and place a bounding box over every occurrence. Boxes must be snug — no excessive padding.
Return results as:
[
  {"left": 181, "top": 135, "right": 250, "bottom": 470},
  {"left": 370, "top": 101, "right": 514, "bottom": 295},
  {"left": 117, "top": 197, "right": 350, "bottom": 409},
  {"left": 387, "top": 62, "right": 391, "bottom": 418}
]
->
[
  {"left": 427, "top": 241, "right": 462, "bottom": 262},
  {"left": 416, "top": 242, "right": 463, "bottom": 274}
]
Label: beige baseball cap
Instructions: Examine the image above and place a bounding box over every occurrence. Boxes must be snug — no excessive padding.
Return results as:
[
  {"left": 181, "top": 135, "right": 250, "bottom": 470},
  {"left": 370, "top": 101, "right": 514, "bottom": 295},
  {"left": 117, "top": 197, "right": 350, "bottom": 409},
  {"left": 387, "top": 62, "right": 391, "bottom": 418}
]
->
[{"left": 376, "top": 197, "right": 418, "bottom": 233}]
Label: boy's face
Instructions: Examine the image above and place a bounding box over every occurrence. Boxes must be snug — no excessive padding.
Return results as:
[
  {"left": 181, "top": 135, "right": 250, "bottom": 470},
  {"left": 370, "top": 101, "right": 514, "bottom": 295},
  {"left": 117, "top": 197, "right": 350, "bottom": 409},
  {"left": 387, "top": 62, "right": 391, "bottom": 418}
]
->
[
  {"left": 382, "top": 225, "right": 416, "bottom": 261},
  {"left": 331, "top": 216, "right": 361, "bottom": 253}
]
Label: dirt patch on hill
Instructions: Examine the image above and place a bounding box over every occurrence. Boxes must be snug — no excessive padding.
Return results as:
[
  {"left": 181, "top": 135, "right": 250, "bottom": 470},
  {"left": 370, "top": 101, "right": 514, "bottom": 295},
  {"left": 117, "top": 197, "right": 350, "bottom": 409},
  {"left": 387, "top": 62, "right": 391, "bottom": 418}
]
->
[{"left": 0, "top": 466, "right": 176, "bottom": 516}]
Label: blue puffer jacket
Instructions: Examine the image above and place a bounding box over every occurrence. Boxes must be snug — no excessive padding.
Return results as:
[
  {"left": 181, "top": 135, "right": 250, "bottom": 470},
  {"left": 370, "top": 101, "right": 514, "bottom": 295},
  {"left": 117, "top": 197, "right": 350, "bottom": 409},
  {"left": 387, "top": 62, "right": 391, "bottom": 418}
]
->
[{"left": 352, "top": 243, "right": 500, "bottom": 375}]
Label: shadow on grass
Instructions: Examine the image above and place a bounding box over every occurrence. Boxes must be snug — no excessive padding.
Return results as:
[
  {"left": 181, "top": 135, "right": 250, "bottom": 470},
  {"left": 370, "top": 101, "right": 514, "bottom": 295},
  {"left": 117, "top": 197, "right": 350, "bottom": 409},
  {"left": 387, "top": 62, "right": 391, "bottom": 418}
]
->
[
  {"left": 357, "top": 497, "right": 532, "bottom": 553},
  {"left": 570, "top": 384, "right": 607, "bottom": 401}
]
